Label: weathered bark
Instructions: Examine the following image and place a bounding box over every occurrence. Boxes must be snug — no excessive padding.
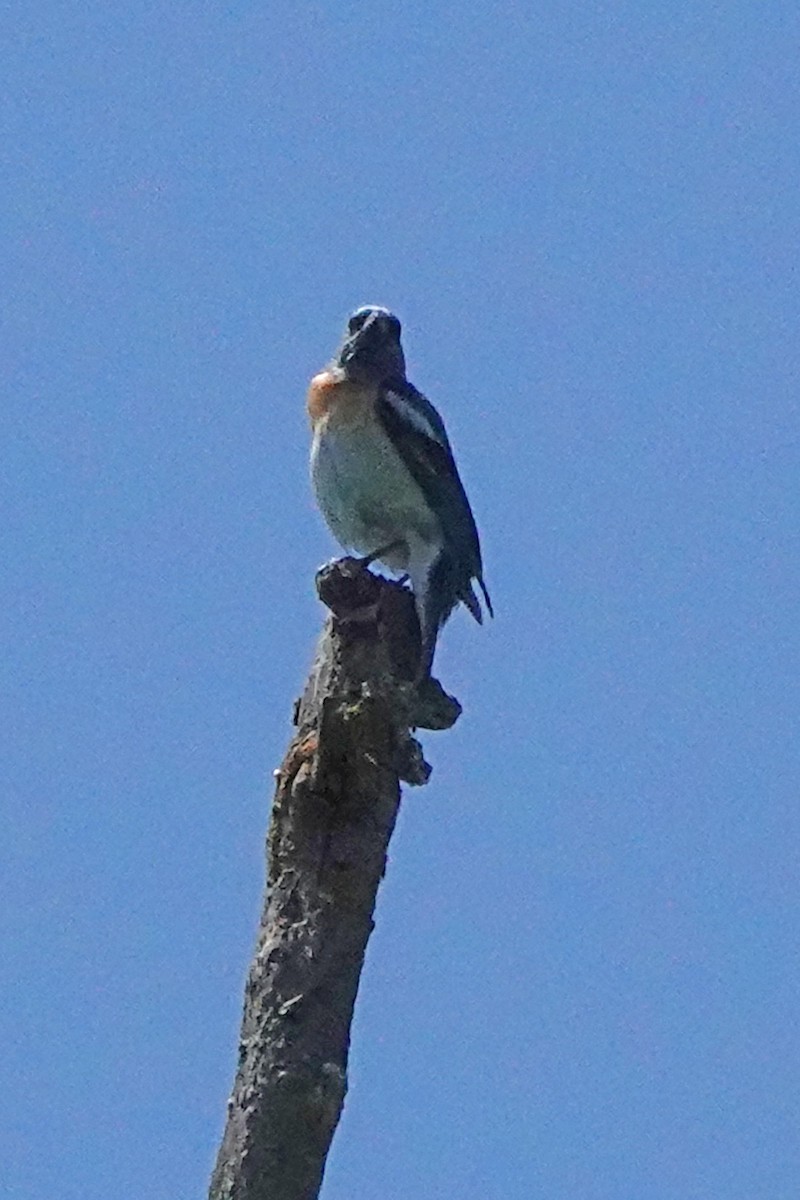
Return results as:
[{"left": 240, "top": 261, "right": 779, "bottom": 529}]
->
[{"left": 209, "top": 560, "right": 461, "bottom": 1200}]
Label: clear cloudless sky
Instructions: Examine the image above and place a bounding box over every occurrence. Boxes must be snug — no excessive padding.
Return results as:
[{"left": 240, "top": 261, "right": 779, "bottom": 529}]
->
[{"left": 2, "top": 3, "right": 799, "bottom": 1198}]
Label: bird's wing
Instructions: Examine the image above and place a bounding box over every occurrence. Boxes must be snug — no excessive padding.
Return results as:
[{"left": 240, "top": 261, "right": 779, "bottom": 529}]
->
[{"left": 376, "top": 381, "right": 489, "bottom": 608}]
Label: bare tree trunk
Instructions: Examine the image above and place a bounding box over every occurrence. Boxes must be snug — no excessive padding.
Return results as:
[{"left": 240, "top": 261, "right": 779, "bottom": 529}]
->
[{"left": 209, "top": 560, "right": 461, "bottom": 1200}]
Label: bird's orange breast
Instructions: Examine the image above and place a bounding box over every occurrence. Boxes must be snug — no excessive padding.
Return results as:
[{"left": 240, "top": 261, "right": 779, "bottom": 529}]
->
[{"left": 306, "top": 369, "right": 377, "bottom": 429}]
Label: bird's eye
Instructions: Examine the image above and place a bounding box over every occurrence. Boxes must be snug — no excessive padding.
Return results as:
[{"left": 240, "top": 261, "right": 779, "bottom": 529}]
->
[
  {"left": 347, "top": 310, "right": 371, "bottom": 333},
  {"left": 346, "top": 307, "right": 402, "bottom": 340}
]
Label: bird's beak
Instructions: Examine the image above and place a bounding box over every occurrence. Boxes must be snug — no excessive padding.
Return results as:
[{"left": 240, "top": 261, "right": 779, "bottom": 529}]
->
[{"left": 340, "top": 311, "right": 381, "bottom": 366}]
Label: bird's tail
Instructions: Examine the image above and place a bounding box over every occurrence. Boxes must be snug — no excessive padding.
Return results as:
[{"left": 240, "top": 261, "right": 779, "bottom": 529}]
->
[
  {"left": 461, "top": 575, "right": 494, "bottom": 625},
  {"left": 416, "top": 551, "right": 492, "bottom": 680}
]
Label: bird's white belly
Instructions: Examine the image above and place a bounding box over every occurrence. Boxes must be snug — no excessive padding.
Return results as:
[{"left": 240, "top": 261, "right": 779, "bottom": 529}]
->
[{"left": 311, "top": 416, "right": 438, "bottom": 571}]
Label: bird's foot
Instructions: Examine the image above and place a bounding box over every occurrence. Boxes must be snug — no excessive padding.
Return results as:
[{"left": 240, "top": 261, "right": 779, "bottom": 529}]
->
[{"left": 356, "top": 540, "right": 405, "bottom": 570}]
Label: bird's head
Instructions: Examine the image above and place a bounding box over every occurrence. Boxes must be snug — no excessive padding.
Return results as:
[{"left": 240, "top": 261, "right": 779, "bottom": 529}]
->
[{"left": 336, "top": 305, "right": 406, "bottom": 383}]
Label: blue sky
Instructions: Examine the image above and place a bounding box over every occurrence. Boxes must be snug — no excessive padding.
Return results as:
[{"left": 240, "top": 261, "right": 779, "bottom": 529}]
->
[{"left": 3, "top": 3, "right": 799, "bottom": 1197}]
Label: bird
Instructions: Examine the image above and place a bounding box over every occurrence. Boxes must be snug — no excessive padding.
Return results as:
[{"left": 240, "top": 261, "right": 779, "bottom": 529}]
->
[{"left": 307, "top": 304, "right": 492, "bottom": 681}]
